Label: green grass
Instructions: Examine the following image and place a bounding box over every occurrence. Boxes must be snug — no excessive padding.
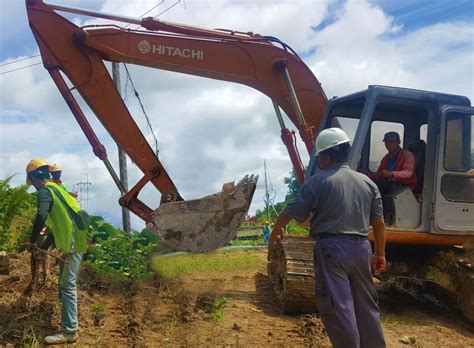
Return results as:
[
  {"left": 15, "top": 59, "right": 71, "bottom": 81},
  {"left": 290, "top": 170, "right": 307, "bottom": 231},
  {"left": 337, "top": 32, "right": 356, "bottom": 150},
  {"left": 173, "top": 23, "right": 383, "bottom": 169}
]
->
[
  {"left": 232, "top": 236, "right": 265, "bottom": 246},
  {"left": 150, "top": 249, "right": 261, "bottom": 280},
  {"left": 212, "top": 297, "right": 228, "bottom": 321},
  {"left": 91, "top": 302, "right": 105, "bottom": 313},
  {"left": 382, "top": 311, "right": 424, "bottom": 326}
]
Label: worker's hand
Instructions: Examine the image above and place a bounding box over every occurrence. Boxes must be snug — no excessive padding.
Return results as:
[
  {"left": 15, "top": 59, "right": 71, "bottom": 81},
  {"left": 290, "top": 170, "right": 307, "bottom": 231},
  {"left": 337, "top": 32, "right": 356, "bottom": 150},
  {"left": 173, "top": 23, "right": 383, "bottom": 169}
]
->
[
  {"left": 379, "top": 170, "right": 393, "bottom": 179},
  {"left": 267, "top": 228, "right": 284, "bottom": 260},
  {"left": 371, "top": 254, "right": 386, "bottom": 272}
]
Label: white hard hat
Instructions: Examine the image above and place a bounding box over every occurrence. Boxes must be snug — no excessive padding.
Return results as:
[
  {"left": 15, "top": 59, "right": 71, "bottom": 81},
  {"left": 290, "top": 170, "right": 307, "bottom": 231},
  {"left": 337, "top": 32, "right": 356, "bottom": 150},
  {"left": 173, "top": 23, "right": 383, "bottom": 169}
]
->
[{"left": 315, "top": 127, "right": 351, "bottom": 155}]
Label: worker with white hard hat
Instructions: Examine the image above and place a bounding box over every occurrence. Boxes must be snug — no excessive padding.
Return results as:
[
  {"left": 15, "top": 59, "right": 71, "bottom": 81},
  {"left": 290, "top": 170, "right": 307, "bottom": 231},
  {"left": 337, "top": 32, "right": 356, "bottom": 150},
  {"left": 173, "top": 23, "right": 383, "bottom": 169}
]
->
[{"left": 270, "top": 128, "right": 387, "bottom": 348}]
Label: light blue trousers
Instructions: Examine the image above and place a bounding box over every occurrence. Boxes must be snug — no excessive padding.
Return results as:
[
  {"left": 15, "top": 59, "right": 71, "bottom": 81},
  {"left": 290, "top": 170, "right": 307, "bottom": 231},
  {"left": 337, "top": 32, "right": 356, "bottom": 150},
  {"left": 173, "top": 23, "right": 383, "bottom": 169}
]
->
[{"left": 58, "top": 252, "right": 82, "bottom": 333}]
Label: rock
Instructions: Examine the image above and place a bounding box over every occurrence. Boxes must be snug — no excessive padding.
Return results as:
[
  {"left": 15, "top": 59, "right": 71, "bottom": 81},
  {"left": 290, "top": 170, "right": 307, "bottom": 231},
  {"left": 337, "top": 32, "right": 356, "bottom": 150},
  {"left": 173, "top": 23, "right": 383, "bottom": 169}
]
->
[
  {"left": 399, "top": 336, "right": 411, "bottom": 344},
  {"left": 399, "top": 335, "right": 416, "bottom": 345},
  {"left": 0, "top": 251, "right": 9, "bottom": 275}
]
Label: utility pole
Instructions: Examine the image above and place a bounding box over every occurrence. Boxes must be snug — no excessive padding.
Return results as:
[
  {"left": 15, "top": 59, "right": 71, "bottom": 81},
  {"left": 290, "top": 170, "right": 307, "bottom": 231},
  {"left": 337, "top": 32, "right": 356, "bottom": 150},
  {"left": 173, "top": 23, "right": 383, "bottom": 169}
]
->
[
  {"left": 263, "top": 159, "right": 270, "bottom": 222},
  {"left": 113, "top": 62, "right": 131, "bottom": 235},
  {"left": 76, "top": 173, "right": 92, "bottom": 211}
]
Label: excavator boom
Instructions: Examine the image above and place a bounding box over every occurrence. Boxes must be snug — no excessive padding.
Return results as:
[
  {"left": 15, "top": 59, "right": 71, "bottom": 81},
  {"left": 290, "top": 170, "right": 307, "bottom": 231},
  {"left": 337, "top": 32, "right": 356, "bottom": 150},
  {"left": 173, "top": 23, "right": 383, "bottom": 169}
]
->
[{"left": 25, "top": 0, "right": 327, "bottom": 251}]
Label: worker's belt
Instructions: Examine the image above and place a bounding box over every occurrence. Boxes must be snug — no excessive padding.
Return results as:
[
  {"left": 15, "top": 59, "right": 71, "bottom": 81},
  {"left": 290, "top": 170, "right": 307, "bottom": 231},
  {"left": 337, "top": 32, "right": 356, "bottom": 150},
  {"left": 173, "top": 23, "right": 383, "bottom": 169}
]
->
[{"left": 316, "top": 233, "right": 368, "bottom": 241}]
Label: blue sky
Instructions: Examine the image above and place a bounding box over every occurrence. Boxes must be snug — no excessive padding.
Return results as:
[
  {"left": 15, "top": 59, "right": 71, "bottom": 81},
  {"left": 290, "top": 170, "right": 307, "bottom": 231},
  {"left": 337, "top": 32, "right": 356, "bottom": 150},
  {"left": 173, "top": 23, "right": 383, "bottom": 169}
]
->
[
  {"left": 378, "top": 0, "right": 473, "bottom": 30},
  {"left": 0, "top": 0, "right": 473, "bottom": 229}
]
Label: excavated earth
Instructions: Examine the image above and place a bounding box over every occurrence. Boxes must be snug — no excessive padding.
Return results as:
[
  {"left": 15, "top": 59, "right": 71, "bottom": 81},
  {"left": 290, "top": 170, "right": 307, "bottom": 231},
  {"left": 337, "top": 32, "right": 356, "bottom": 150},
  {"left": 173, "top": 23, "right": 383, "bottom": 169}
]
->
[{"left": 1, "top": 250, "right": 473, "bottom": 347}]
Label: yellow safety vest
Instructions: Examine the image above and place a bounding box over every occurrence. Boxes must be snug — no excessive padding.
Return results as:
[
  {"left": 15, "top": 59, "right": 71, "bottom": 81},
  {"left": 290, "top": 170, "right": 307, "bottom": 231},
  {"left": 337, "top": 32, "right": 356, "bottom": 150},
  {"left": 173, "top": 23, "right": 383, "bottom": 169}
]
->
[{"left": 44, "top": 182, "right": 88, "bottom": 253}]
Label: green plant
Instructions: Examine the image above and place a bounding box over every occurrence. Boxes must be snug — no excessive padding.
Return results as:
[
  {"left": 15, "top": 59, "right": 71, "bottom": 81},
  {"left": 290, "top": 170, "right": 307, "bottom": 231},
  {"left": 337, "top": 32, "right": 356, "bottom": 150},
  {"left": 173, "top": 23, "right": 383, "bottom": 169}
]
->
[
  {"left": 20, "top": 325, "right": 39, "bottom": 347},
  {"left": 91, "top": 302, "right": 105, "bottom": 313},
  {"left": 85, "top": 218, "right": 159, "bottom": 280},
  {"left": 211, "top": 296, "right": 228, "bottom": 321},
  {"left": 286, "top": 220, "right": 309, "bottom": 236},
  {"left": 161, "top": 315, "right": 178, "bottom": 337},
  {"left": 0, "top": 176, "right": 36, "bottom": 252}
]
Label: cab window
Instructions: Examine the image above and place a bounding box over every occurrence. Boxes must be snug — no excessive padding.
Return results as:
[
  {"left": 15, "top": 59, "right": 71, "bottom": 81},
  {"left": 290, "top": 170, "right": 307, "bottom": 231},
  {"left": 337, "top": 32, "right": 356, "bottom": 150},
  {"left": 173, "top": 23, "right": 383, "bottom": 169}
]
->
[
  {"left": 444, "top": 113, "right": 473, "bottom": 171},
  {"left": 326, "top": 97, "right": 365, "bottom": 143},
  {"left": 441, "top": 112, "right": 474, "bottom": 203}
]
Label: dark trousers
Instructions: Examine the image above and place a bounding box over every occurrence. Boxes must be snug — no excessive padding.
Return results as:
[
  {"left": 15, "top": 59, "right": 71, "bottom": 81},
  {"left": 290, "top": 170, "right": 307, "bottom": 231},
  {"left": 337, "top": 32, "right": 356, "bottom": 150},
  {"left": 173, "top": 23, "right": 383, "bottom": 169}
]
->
[
  {"left": 375, "top": 180, "right": 405, "bottom": 224},
  {"left": 314, "top": 238, "right": 386, "bottom": 348}
]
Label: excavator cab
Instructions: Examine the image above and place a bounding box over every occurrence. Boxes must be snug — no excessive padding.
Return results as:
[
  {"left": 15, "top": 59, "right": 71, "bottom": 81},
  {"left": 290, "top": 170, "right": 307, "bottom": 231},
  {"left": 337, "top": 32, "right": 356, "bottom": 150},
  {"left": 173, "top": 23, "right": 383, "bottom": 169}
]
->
[{"left": 309, "top": 85, "right": 474, "bottom": 244}]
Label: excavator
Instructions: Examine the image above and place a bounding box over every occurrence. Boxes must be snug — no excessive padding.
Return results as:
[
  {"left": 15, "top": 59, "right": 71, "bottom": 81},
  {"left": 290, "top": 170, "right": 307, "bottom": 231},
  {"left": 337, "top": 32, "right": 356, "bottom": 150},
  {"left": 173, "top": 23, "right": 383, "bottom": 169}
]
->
[{"left": 26, "top": 1, "right": 474, "bottom": 320}]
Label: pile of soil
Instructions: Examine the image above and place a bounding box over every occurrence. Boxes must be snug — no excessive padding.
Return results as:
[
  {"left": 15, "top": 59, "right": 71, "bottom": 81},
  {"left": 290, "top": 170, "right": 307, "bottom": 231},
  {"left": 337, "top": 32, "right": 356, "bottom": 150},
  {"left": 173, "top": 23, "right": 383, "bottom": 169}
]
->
[{"left": 0, "top": 250, "right": 473, "bottom": 346}]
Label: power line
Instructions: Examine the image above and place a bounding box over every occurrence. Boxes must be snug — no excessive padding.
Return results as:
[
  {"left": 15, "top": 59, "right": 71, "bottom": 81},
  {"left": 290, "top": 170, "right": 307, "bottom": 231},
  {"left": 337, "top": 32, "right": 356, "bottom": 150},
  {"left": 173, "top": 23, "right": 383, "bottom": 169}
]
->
[
  {"left": 1, "top": 1, "right": 183, "bottom": 76},
  {"left": 123, "top": 0, "right": 165, "bottom": 29},
  {"left": 129, "top": 0, "right": 182, "bottom": 30},
  {"left": 123, "top": 63, "right": 160, "bottom": 157},
  {"left": 155, "top": 0, "right": 182, "bottom": 17},
  {"left": 0, "top": 62, "right": 42, "bottom": 75},
  {"left": 0, "top": 54, "right": 40, "bottom": 67}
]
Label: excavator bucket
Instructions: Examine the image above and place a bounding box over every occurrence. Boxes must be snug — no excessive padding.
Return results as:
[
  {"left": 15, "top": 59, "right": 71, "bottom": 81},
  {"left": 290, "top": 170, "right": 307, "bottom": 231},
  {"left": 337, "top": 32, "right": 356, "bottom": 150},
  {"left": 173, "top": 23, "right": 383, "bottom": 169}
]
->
[{"left": 150, "top": 175, "right": 259, "bottom": 253}]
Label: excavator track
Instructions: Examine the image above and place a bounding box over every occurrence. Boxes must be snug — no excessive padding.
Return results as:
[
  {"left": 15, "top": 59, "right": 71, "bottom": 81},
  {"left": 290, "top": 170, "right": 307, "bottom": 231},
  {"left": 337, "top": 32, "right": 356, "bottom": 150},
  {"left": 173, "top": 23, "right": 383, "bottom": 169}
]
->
[
  {"left": 267, "top": 236, "right": 317, "bottom": 314},
  {"left": 268, "top": 236, "right": 474, "bottom": 322}
]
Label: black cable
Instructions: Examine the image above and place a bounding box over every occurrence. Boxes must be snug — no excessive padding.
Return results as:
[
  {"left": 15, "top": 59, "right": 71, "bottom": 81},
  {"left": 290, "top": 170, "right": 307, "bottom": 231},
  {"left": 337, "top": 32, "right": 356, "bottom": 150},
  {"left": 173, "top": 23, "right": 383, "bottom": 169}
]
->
[
  {"left": 261, "top": 36, "right": 301, "bottom": 59},
  {"left": 155, "top": 0, "right": 181, "bottom": 17},
  {"left": 0, "top": 62, "right": 42, "bottom": 75},
  {"left": 123, "top": 63, "right": 160, "bottom": 157},
  {"left": 0, "top": 54, "right": 40, "bottom": 67},
  {"left": 123, "top": 0, "right": 165, "bottom": 29}
]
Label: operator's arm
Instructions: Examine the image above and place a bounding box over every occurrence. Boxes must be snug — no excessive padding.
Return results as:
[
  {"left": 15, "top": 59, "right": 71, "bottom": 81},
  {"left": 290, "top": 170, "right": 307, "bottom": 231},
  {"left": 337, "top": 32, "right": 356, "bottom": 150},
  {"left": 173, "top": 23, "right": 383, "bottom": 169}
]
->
[
  {"left": 367, "top": 156, "right": 386, "bottom": 181},
  {"left": 30, "top": 188, "right": 53, "bottom": 245},
  {"left": 391, "top": 150, "right": 415, "bottom": 180},
  {"left": 370, "top": 183, "right": 386, "bottom": 269}
]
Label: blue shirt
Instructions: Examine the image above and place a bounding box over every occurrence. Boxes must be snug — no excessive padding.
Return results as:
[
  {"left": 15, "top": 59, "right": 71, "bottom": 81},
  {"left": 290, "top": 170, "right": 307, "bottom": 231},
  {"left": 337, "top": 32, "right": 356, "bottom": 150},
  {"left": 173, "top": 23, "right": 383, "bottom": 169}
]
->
[{"left": 386, "top": 157, "right": 396, "bottom": 171}]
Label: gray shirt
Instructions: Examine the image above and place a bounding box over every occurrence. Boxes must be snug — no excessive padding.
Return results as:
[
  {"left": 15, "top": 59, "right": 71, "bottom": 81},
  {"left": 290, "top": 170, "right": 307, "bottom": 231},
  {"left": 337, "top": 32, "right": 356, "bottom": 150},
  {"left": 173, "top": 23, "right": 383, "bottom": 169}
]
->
[{"left": 285, "top": 163, "right": 383, "bottom": 238}]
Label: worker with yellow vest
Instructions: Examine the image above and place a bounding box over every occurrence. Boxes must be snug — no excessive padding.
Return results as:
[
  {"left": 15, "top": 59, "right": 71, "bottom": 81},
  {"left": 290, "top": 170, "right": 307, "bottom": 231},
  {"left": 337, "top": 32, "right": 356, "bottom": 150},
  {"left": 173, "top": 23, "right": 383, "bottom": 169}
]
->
[
  {"left": 49, "top": 163, "right": 78, "bottom": 198},
  {"left": 26, "top": 158, "right": 87, "bottom": 345}
]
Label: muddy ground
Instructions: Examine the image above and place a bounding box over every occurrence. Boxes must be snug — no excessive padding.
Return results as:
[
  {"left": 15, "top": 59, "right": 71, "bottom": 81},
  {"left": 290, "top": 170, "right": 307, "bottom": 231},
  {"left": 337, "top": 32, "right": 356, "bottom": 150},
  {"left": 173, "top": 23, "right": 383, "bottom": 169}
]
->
[{"left": 1, "top": 250, "right": 473, "bottom": 347}]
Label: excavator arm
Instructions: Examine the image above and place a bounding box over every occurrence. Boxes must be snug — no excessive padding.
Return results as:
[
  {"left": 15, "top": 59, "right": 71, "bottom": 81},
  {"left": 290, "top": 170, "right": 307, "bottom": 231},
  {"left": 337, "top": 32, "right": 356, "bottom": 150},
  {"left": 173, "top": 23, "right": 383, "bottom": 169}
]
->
[{"left": 25, "top": 0, "right": 327, "bottom": 252}]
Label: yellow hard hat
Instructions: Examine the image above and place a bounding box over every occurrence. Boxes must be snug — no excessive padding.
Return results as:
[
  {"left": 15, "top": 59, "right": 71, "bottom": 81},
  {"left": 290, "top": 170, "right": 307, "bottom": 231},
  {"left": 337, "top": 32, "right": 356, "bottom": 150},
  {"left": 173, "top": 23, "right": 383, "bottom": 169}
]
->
[
  {"left": 265, "top": 221, "right": 269, "bottom": 224},
  {"left": 26, "top": 158, "right": 49, "bottom": 185},
  {"left": 49, "top": 163, "right": 61, "bottom": 172}
]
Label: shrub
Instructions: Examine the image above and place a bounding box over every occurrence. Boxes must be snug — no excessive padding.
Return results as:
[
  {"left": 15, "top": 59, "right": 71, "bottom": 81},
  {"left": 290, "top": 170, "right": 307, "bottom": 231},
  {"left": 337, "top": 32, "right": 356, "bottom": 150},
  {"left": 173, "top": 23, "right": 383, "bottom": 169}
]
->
[
  {"left": 0, "top": 176, "right": 36, "bottom": 252},
  {"left": 85, "top": 217, "right": 159, "bottom": 280}
]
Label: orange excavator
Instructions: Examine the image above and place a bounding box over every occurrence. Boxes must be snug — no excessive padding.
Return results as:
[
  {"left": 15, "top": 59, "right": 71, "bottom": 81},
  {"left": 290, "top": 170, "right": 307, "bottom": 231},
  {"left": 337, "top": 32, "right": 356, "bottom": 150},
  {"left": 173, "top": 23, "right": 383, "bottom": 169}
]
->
[{"left": 26, "top": 0, "right": 473, "bottom": 247}]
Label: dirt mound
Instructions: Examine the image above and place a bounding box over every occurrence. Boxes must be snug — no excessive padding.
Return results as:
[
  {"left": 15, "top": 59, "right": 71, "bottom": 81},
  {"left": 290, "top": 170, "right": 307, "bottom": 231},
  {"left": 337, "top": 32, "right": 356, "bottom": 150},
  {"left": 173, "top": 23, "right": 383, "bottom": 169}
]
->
[{"left": 1, "top": 250, "right": 473, "bottom": 347}]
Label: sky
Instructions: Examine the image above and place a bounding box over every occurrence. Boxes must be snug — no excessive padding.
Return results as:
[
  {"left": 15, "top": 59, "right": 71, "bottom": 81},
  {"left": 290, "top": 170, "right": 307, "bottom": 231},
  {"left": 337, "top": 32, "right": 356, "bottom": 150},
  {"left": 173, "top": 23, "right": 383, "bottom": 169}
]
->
[{"left": 0, "top": 0, "right": 473, "bottom": 230}]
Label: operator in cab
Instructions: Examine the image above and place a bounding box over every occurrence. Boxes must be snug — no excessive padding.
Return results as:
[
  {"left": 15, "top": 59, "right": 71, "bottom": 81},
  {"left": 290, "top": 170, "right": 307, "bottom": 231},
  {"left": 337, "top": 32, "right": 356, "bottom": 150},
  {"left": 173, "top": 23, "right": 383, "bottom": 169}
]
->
[
  {"left": 269, "top": 128, "right": 387, "bottom": 348},
  {"left": 368, "top": 131, "right": 416, "bottom": 224},
  {"left": 368, "top": 131, "right": 416, "bottom": 195}
]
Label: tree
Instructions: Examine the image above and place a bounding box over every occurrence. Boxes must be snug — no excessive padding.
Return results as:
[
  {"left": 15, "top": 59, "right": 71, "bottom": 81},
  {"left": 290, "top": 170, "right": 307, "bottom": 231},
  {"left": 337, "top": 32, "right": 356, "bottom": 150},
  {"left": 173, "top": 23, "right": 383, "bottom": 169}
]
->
[{"left": 284, "top": 170, "right": 301, "bottom": 202}]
